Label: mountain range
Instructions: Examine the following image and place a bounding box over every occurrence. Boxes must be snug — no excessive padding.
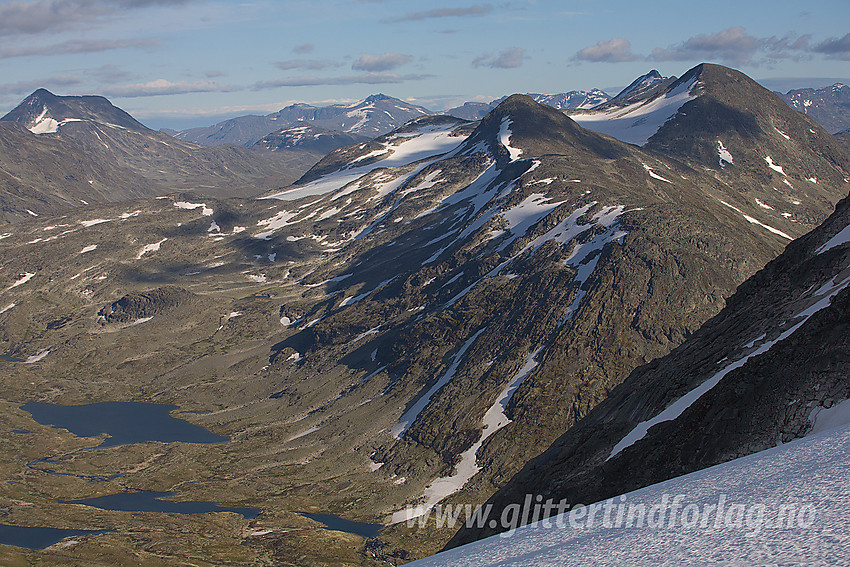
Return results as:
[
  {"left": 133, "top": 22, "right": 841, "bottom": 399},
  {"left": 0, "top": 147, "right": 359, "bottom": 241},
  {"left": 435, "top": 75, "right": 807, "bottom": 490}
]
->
[
  {"left": 0, "top": 89, "right": 322, "bottom": 222},
  {"left": 174, "top": 94, "right": 432, "bottom": 147},
  {"left": 777, "top": 82, "right": 850, "bottom": 134},
  {"left": 0, "top": 62, "right": 848, "bottom": 566}
]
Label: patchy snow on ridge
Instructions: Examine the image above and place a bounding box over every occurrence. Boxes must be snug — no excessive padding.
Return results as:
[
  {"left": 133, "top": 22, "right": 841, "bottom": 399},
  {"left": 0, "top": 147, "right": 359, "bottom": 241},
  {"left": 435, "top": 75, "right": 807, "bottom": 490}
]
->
[
  {"left": 267, "top": 123, "right": 464, "bottom": 201},
  {"left": 720, "top": 200, "right": 791, "bottom": 240},
  {"left": 571, "top": 76, "right": 698, "bottom": 146},
  {"left": 608, "top": 270, "right": 850, "bottom": 461},
  {"left": 816, "top": 223, "right": 850, "bottom": 255},
  {"left": 393, "top": 347, "right": 545, "bottom": 524},
  {"left": 391, "top": 329, "right": 486, "bottom": 439}
]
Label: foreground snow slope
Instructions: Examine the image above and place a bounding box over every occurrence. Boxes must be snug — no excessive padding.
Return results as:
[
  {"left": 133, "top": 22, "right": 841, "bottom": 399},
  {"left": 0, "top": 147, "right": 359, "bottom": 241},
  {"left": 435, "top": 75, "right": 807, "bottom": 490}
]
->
[{"left": 412, "top": 423, "right": 850, "bottom": 566}]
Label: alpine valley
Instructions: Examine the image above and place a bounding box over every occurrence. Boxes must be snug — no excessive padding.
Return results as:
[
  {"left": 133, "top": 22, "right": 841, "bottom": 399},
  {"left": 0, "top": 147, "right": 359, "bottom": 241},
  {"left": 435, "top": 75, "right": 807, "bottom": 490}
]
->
[{"left": 1, "top": 63, "right": 849, "bottom": 566}]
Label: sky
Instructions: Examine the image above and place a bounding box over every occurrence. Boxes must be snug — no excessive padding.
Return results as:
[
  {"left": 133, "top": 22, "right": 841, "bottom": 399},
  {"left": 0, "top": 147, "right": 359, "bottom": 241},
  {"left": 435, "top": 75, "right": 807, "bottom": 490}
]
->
[{"left": 0, "top": 0, "right": 847, "bottom": 130}]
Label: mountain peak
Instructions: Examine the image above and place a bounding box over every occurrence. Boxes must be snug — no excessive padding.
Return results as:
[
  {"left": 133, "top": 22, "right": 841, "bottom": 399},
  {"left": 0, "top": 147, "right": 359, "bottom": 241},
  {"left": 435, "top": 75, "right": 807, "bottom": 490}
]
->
[
  {"left": 467, "top": 93, "right": 626, "bottom": 162},
  {"left": 613, "top": 69, "right": 665, "bottom": 100},
  {"left": 1, "top": 89, "right": 148, "bottom": 134},
  {"left": 364, "top": 93, "right": 392, "bottom": 104}
]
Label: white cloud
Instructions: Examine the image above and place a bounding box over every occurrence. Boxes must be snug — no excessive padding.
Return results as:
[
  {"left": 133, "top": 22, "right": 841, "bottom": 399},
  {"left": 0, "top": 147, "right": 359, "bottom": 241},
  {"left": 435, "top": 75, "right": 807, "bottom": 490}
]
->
[
  {"left": 386, "top": 4, "right": 492, "bottom": 23},
  {"left": 573, "top": 38, "right": 637, "bottom": 63},
  {"left": 102, "top": 79, "right": 236, "bottom": 97},
  {"left": 472, "top": 47, "right": 526, "bottom": 69},
  {"left": 352, "top": 52, "right": 413, "bottom": 72}
]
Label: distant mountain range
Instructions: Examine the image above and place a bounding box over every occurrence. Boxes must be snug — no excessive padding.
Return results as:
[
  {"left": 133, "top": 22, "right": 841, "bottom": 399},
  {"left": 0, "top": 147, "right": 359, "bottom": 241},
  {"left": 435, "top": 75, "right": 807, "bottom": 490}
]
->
[
  {"left": 444, "top": 89, "right": 612, "bottom": 120},
  {"left": 777, "top": 82, "right": 850, "bottom": 134},
  {"left": 174, "top": 94, "right": 431, "bottom": 148},
  {"left": 167, "top": 77, "right": 850, "bottom": 156},
  {"left": 0, "top": 89, "right": 322, "bottom": 221}
]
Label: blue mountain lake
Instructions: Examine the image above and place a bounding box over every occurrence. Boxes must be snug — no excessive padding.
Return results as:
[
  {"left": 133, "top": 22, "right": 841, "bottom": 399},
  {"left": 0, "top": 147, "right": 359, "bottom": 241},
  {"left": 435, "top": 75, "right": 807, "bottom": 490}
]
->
[
  {"left": 63, "top": 491, "right": 260, "bottom": 518},
  {"left": 0, "top": 524, "right": 111, "bottom": 550},
  {"left": 21, "top": 401, "right": 228, "bottom": 447},
  {"left": 301, "top": 513, "right": 382, "bottom": 539}
]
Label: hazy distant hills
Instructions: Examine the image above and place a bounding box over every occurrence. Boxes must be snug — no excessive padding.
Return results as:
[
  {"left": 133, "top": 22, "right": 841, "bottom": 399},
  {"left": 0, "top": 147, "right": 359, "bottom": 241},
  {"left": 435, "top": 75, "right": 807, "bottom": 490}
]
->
[{"left": 0, "top": 89, "right": 323, "bottom": 221}]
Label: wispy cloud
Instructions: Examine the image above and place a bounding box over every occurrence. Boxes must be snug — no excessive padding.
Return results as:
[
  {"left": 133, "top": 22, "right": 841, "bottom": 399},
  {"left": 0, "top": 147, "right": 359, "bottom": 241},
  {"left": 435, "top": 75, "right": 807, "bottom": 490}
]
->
[
  {"left": 101, "top": 78, "right": 236, "bottom": 98},
  {"left": 88, "top": 64, "right": 135, "bottom": 84},
  {"left": 0, "top": 0, "right": 194, "bottom": 36},
  {"left": 275, "top": 59, "right": 344, "bottom": 71},
  {"left": 472, "top": 47, "right": 526, "bottom": 69},
  {"left": 0, "top": 38, "right": 158, "bottom": 60},
  {"left": 253, "top": 73, "right": 431, "bottom": 90},
  {"left": 386, "top": 4, "right": 492, "bottom": 23},
  {"left": 292, "top": 43, "right": 314, "bottom": 54},
  {"left": 648, "top": 27, "right": 813, "bottom": 66},
  {"left": 649, "top": 27, "right": 759, "bottom": 65},
  {"left": 573, "top": 38, "right": 637, "bottom": 63},
  {"left": 0, "top": 76, "right": 83, "bottom": 96},
  {"left": 352, "top": 52, "right": 412, "bottom": 72},
  {"left": 813, "top": 33, "right": 850, "bottom": 61}
]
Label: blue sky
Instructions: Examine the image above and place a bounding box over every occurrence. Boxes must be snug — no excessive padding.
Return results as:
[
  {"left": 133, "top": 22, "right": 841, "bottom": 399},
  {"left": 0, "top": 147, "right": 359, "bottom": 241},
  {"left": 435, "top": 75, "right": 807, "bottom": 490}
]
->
[{"left": 0, "top": 0, "right": 847, "bottom": 129}]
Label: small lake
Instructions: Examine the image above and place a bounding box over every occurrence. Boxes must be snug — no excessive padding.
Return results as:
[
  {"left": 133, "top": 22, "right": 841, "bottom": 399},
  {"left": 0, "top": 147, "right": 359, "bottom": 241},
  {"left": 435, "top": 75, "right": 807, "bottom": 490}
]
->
[
  {"left": 21, "top": 401, "right": 228, "bottom": 447},
  {"left": 0, "top": 524, "right": 111, "bottom": 550},
  {"left": 62, "top": 491, "right": 260, "bottom": 519},
  {"left": 301, "top": 513, "right": 382, "bottom": 539}
]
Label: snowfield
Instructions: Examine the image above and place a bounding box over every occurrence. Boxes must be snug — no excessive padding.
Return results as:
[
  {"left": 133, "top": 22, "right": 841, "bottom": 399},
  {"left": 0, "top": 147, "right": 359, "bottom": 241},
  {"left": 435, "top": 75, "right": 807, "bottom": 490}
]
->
[
  {"left": 571, "top": 77, "right": 698, "bottom": 146},
  {"left": 410, "top": 422, "right": 850, "bottom": 566},
  {"left": 266, "top": 123, "right": 465, "bottom": 201}
]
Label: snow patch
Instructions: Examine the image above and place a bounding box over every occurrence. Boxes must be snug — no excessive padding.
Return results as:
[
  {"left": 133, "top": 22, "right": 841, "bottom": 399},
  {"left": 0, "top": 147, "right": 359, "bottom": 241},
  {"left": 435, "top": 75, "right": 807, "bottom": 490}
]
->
[
  {"left": 816, "top": 223, "right": 850, "bottom": 255},
  {"left": 24, "top": 350, "right": 50, "bottom": 363},
  {"left": 809, "top": 399, "right": 850, "bottom": 436},
  {"left": 498, "top": 118, "right": 523, "bottom": 161},
  {"left": 136, "top": 238, "right": 167, "bottom": 259},
  {"left": 717, "top": 140, "right": 733, "bottom": 166},
  {"left": 174, "top": 201, "right": 213, "bottom": 216},
  {"left": 719, "top": 201, "right": 791, "bottom": 240},
  {"left": 764, "top": 156, "right": 786, "bottom": 176},
  {"left": 7, "top": 272, "right": 34, "bottom": 290}
]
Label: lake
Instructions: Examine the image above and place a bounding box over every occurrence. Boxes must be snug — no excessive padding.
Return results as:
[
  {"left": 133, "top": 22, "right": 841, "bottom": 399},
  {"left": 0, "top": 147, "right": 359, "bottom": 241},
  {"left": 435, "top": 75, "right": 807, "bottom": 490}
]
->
[
  {"left": 0, "top": 524, "right": 111, "bottom": 550},
  {"left": 301, "top": 513, "right": 382, "bottom": 539},
  {"left": 62, "top": 491, "right": 260, "bottom": 519},
  {"left": 21, "top": 401, "right": 228, "bottom": 447}
]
